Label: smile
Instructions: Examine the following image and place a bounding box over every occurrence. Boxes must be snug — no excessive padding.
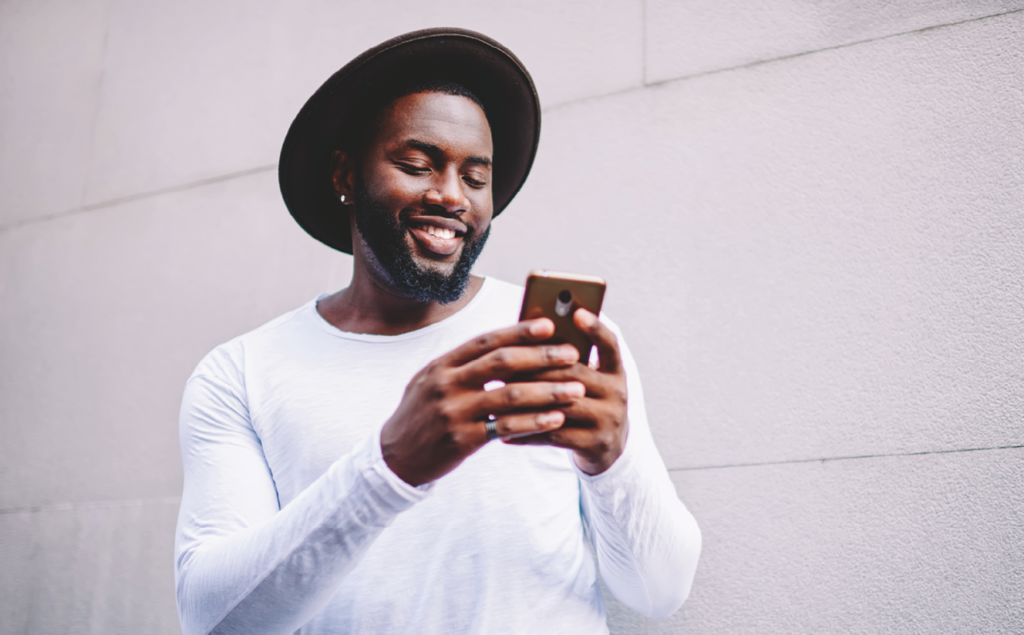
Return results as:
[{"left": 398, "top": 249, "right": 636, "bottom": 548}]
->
[
  {"left": 424, "top": 225, "right": 457, "bottom": 239},
  {"left": 407, "top": 217, "right": 467, "bottom": 256}
]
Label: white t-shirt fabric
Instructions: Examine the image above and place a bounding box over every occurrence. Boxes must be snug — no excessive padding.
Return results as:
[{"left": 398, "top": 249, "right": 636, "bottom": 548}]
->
[{"left": 175, "top": 276, "right": 701, "bottom": 635}]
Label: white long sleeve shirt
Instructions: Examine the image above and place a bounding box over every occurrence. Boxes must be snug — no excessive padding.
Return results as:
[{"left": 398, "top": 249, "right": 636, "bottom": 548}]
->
[{"left": 175, "top": 277, "right": 700, "bottom": 635}]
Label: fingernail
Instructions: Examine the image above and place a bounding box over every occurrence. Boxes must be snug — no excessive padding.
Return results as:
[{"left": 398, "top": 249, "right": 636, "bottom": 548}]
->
[
  {"left": 576, "top": 309, "right": 596, "bottom": 326},
  {"left": 554, "top": 346, "right": 578, "bottom": 363},
  {"left": 564, "top": 382, "right": 585, "bottom": 398},
  {"left": 537, "top": 412, "right": 563, "bottom": 426},
  {"left": 529, "top": 320, "right": 549, "bottom": 337}
]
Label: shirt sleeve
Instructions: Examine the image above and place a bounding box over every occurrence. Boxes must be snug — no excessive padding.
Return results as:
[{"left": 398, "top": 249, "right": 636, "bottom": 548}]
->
[
  {"left": 174, "top": 344, "right": 430, "bottom": 635},
  {"left": 574, "top": 321, "right": 702, "bottom": 619}
]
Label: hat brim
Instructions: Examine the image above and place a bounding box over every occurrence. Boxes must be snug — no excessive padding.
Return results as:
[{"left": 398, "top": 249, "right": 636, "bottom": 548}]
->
[{"left": 279, "top": 28, "right": 541, "bottom": 254}]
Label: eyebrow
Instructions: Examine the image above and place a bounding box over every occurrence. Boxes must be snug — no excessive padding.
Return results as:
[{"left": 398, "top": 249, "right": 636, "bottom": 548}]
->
[{"left": 404, "top": 139, "right": 492, "bottom": 168}]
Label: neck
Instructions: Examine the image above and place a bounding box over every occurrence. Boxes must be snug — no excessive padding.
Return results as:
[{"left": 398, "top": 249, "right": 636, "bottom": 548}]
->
[{"left": 317, "top": 258, "right": 484, "bottom": 336}]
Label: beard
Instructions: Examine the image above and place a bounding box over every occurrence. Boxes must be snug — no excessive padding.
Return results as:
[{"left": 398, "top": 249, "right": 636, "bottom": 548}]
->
[{"left": 351, "top": 177, "right": 490, "bottom": 305}]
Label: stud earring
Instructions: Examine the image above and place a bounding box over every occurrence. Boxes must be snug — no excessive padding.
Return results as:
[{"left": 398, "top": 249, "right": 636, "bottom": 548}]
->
[{"left": 340, "top": 194, "right": 346, "bottom": 203}]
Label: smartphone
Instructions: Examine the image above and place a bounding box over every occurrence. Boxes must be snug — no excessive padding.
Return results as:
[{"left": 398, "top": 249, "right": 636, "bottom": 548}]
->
[{"left": 519, "top": 270, "right": 607, "bottom": 363}]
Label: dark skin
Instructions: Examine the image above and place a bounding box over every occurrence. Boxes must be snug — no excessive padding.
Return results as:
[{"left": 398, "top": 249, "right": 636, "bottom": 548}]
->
[{"left": 317, "top": 91, "right": 628, "bottom": 485}]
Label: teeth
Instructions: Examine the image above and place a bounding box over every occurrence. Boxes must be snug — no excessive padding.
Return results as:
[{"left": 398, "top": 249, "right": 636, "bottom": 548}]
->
[{"left": 420, "top": 225, "right": 456, "bottom": 239}]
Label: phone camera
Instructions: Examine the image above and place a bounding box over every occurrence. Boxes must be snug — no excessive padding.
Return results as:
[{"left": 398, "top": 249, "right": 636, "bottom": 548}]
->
[{"left": 555, "top": 290, "right": 573, "bottom": 317}]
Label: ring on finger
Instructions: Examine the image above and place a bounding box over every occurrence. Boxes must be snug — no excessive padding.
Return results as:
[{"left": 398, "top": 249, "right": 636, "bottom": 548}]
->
[{"left": 485, "top": 415, "right": 499, "bottom": 441}]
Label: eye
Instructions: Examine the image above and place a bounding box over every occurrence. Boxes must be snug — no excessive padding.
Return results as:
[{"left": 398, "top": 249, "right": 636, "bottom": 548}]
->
[
  {"left": 395, "top": 161, "right": 430, "bottom": 175},
  {"left": 463, "top": 176, "right": 487, "bottom": 189}
]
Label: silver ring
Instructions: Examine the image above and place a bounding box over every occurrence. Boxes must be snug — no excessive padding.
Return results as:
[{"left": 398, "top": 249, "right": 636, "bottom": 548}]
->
[{"left": 485, "top": 418, "right": 499, "bottom": 441}]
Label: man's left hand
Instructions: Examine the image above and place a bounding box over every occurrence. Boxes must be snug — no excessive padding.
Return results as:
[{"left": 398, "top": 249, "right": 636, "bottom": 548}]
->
[{"left": 505, "top": 308, "right": 628, "bottom": 475}]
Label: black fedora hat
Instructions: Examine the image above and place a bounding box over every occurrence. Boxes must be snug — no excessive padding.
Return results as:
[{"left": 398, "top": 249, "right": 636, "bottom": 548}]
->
[{"left": 279, "top": 28, "right": 541, "bottom": 254}]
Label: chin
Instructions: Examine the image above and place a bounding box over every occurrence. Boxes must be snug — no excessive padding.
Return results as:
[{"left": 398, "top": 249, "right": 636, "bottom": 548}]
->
[
  {"left": 408, "top": 243, "right": 463, "bottom": 274},
  {"left": 416, "top": 253, "right": 460, "bottom": 272}
]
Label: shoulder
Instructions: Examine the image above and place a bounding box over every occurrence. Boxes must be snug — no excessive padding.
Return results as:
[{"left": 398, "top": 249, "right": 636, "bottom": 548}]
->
[
  {"left": 450, "top": 276, "right": 524, "bottom": 331},
  {"left": 478, "top": 275, "right": 524, "bottom": 303},
  {"left": 187, "top": 299, "right": 318, "bottom": 384}
]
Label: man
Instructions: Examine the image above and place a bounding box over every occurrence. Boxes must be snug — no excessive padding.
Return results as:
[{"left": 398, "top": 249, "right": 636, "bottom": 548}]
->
[{"left": 175, "top": 29, "right": 700, "bottom": 635}]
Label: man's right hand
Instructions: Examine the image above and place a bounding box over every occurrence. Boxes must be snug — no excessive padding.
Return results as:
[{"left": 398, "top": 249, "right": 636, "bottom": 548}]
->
[{"left": 380, "top": 318, "right": 582, "bottom": 486}]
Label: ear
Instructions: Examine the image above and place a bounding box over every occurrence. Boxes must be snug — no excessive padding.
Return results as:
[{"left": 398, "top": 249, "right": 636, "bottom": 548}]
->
[{"left": 330, "top": 150, "right": 356, "bottom": 204}]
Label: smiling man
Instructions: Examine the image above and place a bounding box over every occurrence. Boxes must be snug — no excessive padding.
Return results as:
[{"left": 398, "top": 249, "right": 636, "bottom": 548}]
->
[{"left": 175, "top": 29, "right": 701, "bottom": 635}]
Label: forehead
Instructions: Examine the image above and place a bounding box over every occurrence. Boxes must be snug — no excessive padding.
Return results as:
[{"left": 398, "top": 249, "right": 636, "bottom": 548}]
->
[{"left": 373, "top": 92, "right": 493, "bottom": 157}]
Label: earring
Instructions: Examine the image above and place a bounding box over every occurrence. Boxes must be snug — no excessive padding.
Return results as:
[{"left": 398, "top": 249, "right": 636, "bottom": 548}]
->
[{"left": 340, "top": 194, "right": 346, "bottom": 203}]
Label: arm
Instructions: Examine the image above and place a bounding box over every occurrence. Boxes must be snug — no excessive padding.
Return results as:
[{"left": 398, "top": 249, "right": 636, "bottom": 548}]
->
[
  {"left": 175, "top": 350, "right": 428, "bottom": 635},
  {"left": 576, "top": 330, "right": 701, "bottom": 618},
  {"left": 506, "top": 311, "right": 701, "bottom": 618},
  {"left": 175, "top": 320, "right": 586, "bottom": 634}
]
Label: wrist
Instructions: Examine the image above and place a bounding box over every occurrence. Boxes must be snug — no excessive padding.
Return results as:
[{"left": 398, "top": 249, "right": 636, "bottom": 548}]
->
[
  {"left": 573, "top": 448, "right": 621, "bottom": 476},
  {"left": 573, "top": 421, "right": 629, "bottom": 475},
  {"left": 370, "top": 428, "right": 434, "bottom": 501},
  {"left": 379, "top": 422, "right": 423, "bottom": 487}
]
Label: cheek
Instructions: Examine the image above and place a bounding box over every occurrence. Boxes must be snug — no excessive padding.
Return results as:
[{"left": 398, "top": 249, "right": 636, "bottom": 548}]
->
[
  {"left": 476, "top": 200, "right": 495, "bottom": 228},
  {"left": 468, "top": 187, "right": 494, "bottom": 215},
  {"left": 364, "top": 171, "right": 420, "bottom": 208}
]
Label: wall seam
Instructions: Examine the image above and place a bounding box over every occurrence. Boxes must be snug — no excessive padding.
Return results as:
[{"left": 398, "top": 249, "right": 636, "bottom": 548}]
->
[
  {"left": 78, "top": 0, "right": 115, "bottom": 212},
  {"left": 667, "top": 443, "right": 1024, "bottom": 472},
  {"left": 0, "top": 495, "right": 182, "bottom": 516},
  {"left": 643, "top": 6, "right": 1024, "bottom": 90},
  {"left": 550, "top": 6, "right": 1024, "bottom": 111},
  {"left": 641, "top": 0, "right": 648, "bottom": 86},
  {"left": 0, "top": 164, "right": 276, "bottom": 233}
]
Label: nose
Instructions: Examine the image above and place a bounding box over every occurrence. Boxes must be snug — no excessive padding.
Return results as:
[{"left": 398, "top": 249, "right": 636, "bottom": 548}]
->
[{"left": 423, "top": 168, "right": 470, "bottom": 215}]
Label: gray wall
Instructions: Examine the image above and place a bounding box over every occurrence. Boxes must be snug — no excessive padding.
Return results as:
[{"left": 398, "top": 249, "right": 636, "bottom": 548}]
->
[{"left": 2, "top": 1, "right": 1022, "bottom": 633}]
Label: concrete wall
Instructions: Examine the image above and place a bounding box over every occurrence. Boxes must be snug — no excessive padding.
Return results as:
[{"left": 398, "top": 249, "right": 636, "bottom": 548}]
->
[{"left": 2, "top": 1, "right": 1022, "bottom": 633}]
